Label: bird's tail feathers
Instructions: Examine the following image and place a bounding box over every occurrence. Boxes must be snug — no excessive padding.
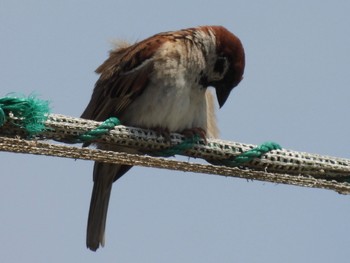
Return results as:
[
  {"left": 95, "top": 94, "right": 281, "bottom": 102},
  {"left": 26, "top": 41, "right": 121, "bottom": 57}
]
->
[{"left": 86, "top": 162, "right": 119, "bottom": 251}]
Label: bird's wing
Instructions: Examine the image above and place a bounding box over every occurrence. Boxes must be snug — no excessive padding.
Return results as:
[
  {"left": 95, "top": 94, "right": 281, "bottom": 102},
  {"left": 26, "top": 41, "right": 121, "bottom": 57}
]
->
[{"left": 81, "top": 36, "right": 168, "bottom": 121}]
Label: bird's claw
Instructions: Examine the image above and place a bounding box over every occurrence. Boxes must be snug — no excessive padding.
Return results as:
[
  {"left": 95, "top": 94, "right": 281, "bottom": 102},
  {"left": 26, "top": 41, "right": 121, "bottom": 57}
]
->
[
  {"left": 153, "top": 127, "right": 171, "bottom": 141},
  {"left": 182, "top": 127, "right": 207, "bottom": 144}
]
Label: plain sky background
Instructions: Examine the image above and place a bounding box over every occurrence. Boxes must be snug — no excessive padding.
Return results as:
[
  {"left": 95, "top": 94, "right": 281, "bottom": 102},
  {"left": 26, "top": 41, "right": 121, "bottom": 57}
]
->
[{"left": 1, "top": 0, "right": 350, "bottom": 262}]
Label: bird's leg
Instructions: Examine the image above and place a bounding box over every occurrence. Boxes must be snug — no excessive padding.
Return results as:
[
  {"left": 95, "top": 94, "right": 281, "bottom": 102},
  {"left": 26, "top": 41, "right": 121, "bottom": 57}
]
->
[
  {"left": 181, "top": 127, "right": 207, "bottom": 144},
  {"left": 153, "top": 127, "right": 171, "bottom": 142}
]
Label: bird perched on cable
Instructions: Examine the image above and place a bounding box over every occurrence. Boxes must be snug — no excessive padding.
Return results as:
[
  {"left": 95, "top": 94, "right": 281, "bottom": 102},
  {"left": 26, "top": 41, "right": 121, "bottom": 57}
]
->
[{"left": 81, "top": 25, "right": 245, "bottom": 251}]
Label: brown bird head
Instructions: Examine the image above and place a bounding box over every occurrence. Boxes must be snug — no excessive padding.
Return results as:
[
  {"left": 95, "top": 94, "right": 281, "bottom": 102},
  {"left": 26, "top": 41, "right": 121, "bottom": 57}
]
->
[{"left": 201, "top": 26, "right": 245, "bottom": 108}]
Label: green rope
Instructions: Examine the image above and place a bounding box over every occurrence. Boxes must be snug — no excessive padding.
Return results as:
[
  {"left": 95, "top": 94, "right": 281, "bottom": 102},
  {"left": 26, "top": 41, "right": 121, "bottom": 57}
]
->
[
  {"left": 154, "top": 134, "right": 203, "bottom": 157},
  {"left": 217, "top": 141, "right": 282, "bottom": 166},
  {"left": 0, "top": 94, "right": 120, "bottom": 143},
  {"left": 77, "top": 117, "right": 121, "bottom": 143},
  {"left": 0, "top": 94, "right": 50, "bottom": 136},
  {"left": 154, "top": 137, "right": 281, "bottom": 165}
]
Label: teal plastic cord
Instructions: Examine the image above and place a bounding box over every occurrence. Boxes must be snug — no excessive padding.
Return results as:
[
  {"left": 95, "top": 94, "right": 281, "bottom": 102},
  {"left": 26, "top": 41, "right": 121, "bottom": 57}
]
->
[
  {"left": 217, "top": 141, "right": 282, "bottom": 166},
  {"left": 153, "top": 134, "right": 203, "bottom": 157},
  {"left": 0, "top": 94, "right": 121, "bottom": 143},
  {"left": 78, "top": 117, "right": 121, "bottom": 143},
  {"left": 0, "top": 94, "right": 50, "bottom": 136}
]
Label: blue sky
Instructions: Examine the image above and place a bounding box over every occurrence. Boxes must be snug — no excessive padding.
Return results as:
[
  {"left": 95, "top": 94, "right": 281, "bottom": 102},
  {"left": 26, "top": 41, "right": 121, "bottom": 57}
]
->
[{"left": 1, "top": 1, "right": 350, "bottom": 262}]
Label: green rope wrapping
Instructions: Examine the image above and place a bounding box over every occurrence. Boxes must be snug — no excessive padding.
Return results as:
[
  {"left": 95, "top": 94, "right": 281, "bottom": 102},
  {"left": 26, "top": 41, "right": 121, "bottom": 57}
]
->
[
  {"left": 154, "top": 134, "right": 203, "bottom": 157},
  {"left": 0, "top": 94, "right": 50, "bottom": 136},
  {"left": 0, "top": 94, "right": 121, "bottom": 144},
  {"left": 154, "top": 136, "right": 281, "bottom": 165},
  {"left": 232, "top": 141, "right": 282, "bottom": 165},
  {"left": 77, "top": 117, "right": 121, "bottom": 143},
  {"left": 214, "top": 141, "right": 282, "bottom": 166}
]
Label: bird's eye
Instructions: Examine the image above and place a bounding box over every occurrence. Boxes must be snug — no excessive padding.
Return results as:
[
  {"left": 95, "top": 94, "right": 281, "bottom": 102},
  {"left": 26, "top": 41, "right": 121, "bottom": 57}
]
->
[{"left": 213, "top": 56, "right": 227, "bottom": 74}]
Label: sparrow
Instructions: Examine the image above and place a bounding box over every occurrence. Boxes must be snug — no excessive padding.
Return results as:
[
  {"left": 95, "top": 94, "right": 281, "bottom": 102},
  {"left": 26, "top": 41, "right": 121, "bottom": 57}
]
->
[{"left": 81, "top": 25, "right": 245, "bottom": 251}]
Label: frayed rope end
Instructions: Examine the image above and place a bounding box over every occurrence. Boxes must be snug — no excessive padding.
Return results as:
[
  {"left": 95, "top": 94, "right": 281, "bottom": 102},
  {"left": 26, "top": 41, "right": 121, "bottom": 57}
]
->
[{"left": 0, "top": 94, "right": 50, "bottom": 136}]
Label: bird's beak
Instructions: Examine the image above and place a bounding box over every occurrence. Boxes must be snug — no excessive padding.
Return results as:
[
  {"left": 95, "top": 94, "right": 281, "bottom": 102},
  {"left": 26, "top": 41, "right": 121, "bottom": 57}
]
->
[{"left": 215, "top": 86, "right": 231, "bottom": 108}]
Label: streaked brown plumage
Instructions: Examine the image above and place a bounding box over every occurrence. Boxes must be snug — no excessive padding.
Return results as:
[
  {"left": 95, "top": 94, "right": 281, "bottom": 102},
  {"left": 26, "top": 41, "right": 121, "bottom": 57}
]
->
[{"left": 82, "top": 25, "right": 245, "bottom": 251}]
